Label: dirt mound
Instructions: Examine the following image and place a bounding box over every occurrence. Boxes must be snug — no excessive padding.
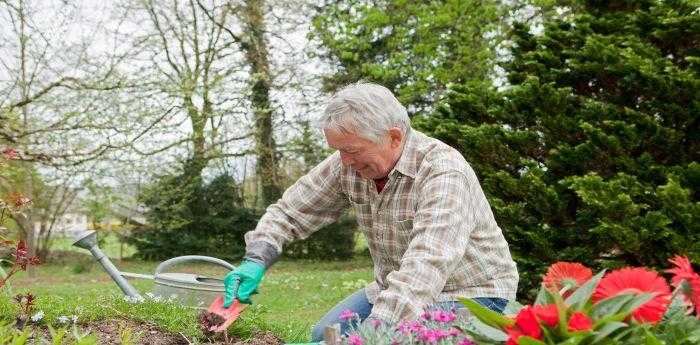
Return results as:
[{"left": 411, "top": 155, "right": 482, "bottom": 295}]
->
[{"left": 34, "top": 319, "right": 283, "bottom": 345}]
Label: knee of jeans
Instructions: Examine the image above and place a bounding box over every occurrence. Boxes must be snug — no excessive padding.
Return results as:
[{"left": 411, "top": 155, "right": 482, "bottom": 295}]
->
[{"left": 310, "top": 324, "right": 324, "bottom": 342}]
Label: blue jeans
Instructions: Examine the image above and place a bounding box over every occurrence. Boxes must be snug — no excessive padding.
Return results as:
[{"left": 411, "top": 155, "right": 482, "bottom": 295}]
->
[{"left": 310, "top": 288, "right": 508, "bottom": 342}]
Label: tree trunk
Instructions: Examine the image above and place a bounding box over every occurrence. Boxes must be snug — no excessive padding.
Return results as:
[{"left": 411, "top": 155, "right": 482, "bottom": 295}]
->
[
  {"left": 18, "top": 0, "right": 36, "bottom": 277},
  {"left": 185, "top": 94, "right": 208, "bottom": 181},
  {"left": 242, "top": 0, "right": 281, "bottom": 207}
]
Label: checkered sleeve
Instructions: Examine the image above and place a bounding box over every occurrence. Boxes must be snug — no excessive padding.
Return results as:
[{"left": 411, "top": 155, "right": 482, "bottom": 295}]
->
[
  {"left": 370, "top": 166, "right": 474, "bottom": 322},
  {"left": 244, "top": 152, "right": 349, "bottom": 265}
]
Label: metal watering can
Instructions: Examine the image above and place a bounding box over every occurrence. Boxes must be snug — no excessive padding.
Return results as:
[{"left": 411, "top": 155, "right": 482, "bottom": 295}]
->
[
  {"left": 74, "top": 230, "right": 333, "bottom": 345},
  {"left": 72, "top": 230, "right": 235, "bottom": 308}
]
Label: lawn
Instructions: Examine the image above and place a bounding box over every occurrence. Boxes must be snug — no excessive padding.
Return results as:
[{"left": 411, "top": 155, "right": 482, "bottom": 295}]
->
[{"left": 1, "top": 235, "right": 374, "bottom": 343}]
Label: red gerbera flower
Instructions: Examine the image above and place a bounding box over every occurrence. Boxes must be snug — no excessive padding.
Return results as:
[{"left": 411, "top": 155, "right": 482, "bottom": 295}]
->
[
  {"left": 505, "top": 306, "right": 544, "bottom": 344},
  {"left": 666, "top": 255, "right": 700, "bottom": 316},
  {"left": 567, "top": 311, "right": 593, "bottom": 332},
  {"left": 593, "top": 267, "right": 672, "bottom": 324},
  {"left": 543, "top": 262, "right": 593, "bottom": 297},
  {"left": 667, "top": 256, "right": 698, "bottom": 283},
  {"left": 532, "top": 304, "right": 559, "bottom": 328}
]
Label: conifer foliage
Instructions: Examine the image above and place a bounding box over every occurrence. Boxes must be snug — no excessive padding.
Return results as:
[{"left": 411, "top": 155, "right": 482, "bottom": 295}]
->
[{"left": 414, "top": 0, "right": 699, "bottom": 298}]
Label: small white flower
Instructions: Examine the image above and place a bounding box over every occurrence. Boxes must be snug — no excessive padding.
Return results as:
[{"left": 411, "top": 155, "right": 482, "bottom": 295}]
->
[
  {"left": 145, "top": 292, "right": 155, "bottom": 299},
  {"left": 71, "top": 315, "right": 78, "bottom": 323},
  {"left": 57, "top": 316, "right": 70, "bottom": 324},
  {"left": 30, "top": 310, "right": 44, "bottom": 322},
  {"left": 122, "top": 295, "right": 142, "bottom": 304}
]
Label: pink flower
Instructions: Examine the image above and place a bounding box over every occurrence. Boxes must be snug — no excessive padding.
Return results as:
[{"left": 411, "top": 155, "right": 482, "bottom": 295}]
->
[
  {"left": 347, "top": 334, "right": 363, "bottom": 345},
  {"left": 369, "top": 318, "right": 383, "bottom": 329},
  {"left": 396, "top": 320, "right": 424, "bottom": 335},
  {"left": 431, "top": 310, "right": 457, "bottom": 323},
  {"left": 416, "top": 329, "right": 450, "bottom": 343},
  {"left": 339, "top": 309, "right": 356, "bottom": 321},
  {"left": 458, "top": 338, "right": 476, "bottom": 345}
]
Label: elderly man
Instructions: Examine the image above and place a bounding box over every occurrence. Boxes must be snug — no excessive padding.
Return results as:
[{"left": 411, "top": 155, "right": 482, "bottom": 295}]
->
[{"left": 223, "top": 83, "right": 518, "bottom": 341}]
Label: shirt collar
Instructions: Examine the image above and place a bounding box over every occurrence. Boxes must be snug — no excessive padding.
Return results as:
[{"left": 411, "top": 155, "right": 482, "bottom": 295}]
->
[{"left": 391, "top": 129, "right": 419, "bottom": 179}]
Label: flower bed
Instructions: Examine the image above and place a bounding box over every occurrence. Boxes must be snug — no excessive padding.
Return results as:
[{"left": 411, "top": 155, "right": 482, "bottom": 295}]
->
[{"left": 338, "top": 256, "right": 700, "bottom": 344}]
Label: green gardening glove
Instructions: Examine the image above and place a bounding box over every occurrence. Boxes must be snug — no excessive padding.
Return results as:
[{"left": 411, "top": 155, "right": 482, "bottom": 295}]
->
[{"left": 223, "top": 260, "right": 265, "bottom": 307}]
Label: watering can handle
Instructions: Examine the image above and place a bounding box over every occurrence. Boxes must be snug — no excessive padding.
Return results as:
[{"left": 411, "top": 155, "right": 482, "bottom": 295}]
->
[{"left": 154, "top": 255, "right": 236, "bottom": 275}]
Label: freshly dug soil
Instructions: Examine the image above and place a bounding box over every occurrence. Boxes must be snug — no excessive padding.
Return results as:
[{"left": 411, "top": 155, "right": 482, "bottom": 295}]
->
[
  {"left": 87, "top": 319, "right": 189, "bottom": 345},
  {"left": 34, "top": 318, "right": 284, "bottom": 345},
  {"left": 198, "top": 310, "right": 226, "bottom": 336}
]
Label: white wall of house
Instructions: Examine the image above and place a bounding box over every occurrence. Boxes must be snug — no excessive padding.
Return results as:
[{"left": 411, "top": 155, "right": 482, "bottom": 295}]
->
[{"left": 34, "top": 213, "right": 89, "bottom": 238}]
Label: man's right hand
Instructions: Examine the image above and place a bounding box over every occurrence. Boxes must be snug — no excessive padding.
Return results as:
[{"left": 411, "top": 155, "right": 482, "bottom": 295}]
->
[{"left": 223, "top": 260, "right": 266, "bottom": 307}]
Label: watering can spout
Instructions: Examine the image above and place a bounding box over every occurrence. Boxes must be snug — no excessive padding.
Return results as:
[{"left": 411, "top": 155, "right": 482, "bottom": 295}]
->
[{"left": 73, "top": 231, "right": 143, "bottom": 300}]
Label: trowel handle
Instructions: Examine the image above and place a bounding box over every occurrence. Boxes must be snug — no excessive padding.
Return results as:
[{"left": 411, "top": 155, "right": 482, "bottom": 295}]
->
[{"left": 155, "top": 255, "right": 236, "bottom": 276}]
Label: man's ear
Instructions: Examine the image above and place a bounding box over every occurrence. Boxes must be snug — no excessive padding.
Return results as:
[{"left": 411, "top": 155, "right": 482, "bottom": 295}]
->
[{"left": 388, "top": 127, "right": 403, "bottom": 148}]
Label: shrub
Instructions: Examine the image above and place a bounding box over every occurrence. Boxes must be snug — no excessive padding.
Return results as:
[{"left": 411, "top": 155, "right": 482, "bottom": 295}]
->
[
  {"left": 283, "top": 214, "right": 357, "bottom": 260},
  {"left": 128, "top": 171, "right": 259, "bottom": 262}
]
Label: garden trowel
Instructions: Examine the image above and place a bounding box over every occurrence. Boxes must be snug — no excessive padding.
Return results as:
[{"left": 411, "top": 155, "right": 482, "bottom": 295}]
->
[{"left": 206, "top": 295, "right": 248, "bottom": 332}]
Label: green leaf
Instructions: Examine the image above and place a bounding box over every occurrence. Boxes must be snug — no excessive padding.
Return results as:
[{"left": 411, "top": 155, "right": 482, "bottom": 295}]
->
[
  {"left": 618, "top": 293, "right": 654, "bottom": 316},
  {"left": 643, "top": 328, "right": 663, "bottom": 345},
  {"left": 612, "top": 327, "right": 634, "bottom": 341},
  {"left": 459, "top": 297, "right": 515, "bottom": 329},
  {"left": 10, "top": 328, "right": 31, "bottom": 345},
  {"left": 565, "top": 270, "right": 606, "bottom": 310},
  {"left": 504, "top": 300, "right": 525, "bottom": 315},
  {"left": 470, "top": 317, "right": 509, "bottom": 342},
  {"left": 590, "top": 294, "right": 635, "bottom": 320},
  {"left": 591, "top": 321, "right": 628, "bottom": 343},
  {"left": 534, "top": 284, "right": 554, "bottom": 305},
  {"left": 557, "top": 334, "right": 590, "bottom": 345},
  {"left": 517, "top": 336, "right": 547, "bottom": 345},
  {"left": 48, "top": 325, "right": 68, "bottom": 345}
]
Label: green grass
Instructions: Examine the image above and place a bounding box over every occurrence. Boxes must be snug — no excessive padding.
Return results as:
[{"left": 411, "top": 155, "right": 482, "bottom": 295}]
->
[{"left": 1, "top": 253, "right": 373, "bottom": 343}]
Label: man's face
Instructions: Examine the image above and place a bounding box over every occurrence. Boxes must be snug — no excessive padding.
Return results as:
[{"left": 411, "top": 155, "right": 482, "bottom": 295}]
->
[{"left": 324, "top": 127, "right": 404, "bottom": 180}]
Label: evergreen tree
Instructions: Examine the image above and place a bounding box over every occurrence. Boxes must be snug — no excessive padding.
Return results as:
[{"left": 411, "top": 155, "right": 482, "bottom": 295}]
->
[
  {"left": 129, "top": 165, "right": 259, "bottom": 261},
  {"left": 415, "top": 0, "right": 699, "bottom": 299},
  {"left": 311, "top": 0, "right": 503, "bottom": 112}
]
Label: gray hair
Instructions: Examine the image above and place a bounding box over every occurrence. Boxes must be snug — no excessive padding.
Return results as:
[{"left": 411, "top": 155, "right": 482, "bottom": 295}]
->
[{"left": 318, "top": 82, "right": 410, "bottom": 143}]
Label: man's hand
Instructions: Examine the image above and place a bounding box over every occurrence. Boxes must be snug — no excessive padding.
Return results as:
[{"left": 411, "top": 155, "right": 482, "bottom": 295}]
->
[{"left": 223, "top": 260, "right": 265, "bottom": 307}]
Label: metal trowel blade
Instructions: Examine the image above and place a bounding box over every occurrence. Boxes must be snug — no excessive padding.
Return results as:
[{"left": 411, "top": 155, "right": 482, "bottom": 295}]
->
[{"left": 206, "top": 295, "right": 247, "bottom": 332}]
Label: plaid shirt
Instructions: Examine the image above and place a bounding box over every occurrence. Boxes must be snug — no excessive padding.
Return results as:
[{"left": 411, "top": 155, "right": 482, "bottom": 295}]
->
[{"left": 245, "top": 129, "right": 518, "bottom": 322}]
